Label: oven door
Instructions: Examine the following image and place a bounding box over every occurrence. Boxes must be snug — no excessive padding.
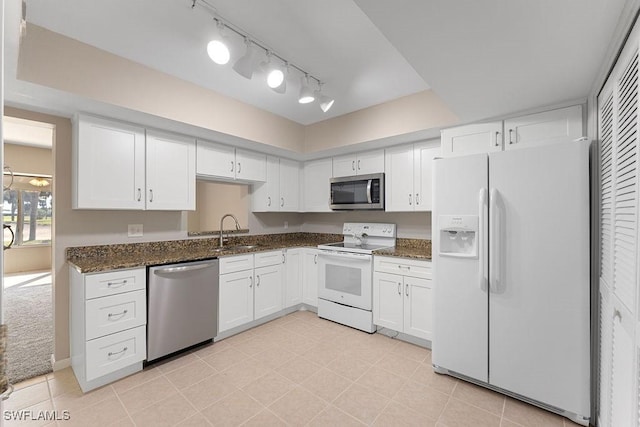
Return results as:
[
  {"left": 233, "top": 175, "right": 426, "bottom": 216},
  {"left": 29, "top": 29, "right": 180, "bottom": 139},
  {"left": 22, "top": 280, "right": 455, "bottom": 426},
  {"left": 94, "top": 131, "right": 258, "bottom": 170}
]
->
[{"left": 317, "top": 249, "right": 373, "bottom": 310}]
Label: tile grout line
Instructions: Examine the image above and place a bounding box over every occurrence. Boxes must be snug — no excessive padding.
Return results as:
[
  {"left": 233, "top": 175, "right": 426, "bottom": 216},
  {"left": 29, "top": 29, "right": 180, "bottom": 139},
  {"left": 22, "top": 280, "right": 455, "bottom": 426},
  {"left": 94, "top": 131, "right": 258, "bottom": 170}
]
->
[{"left": 110, "top": 383, "right": 137, "bottom": 426}]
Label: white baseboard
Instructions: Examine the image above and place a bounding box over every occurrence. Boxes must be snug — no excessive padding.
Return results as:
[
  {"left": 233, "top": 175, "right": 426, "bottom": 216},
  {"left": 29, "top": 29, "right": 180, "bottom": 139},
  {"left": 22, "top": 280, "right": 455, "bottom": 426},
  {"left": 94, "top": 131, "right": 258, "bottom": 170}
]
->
[{"left": 51, "top": 355, "right": 71, "bottom": 371}]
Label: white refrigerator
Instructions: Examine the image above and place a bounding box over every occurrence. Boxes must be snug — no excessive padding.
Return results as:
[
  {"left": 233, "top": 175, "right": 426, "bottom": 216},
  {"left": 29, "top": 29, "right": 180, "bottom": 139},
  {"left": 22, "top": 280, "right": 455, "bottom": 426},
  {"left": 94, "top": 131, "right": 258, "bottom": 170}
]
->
[{"left": 432, "top": 140, "right": 591, "bottom": 425}]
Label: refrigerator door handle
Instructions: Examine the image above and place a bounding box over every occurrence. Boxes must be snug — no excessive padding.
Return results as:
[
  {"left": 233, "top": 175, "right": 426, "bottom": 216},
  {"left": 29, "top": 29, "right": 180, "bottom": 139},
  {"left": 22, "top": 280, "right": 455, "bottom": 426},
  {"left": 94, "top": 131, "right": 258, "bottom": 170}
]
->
[
  {"left": 478, "top": 188, "right": 488, "bottom": 291},
  {"left": 489, "top": 188, "right": 499, "bottom": 293}
]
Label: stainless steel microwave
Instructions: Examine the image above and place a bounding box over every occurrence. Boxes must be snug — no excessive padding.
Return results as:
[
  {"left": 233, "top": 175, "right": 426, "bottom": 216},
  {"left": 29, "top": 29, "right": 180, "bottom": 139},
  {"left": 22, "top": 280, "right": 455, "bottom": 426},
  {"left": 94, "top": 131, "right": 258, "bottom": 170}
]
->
[{"left": 330, "top": 173, "right": 385, "bottom": 210}]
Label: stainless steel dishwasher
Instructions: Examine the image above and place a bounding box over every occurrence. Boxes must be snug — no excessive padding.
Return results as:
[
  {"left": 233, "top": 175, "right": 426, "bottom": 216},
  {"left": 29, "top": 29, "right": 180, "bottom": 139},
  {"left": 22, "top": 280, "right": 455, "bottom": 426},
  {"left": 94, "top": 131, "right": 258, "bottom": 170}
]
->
[{"left": 147, "top": 259, "right": 219, "bottom": 362}]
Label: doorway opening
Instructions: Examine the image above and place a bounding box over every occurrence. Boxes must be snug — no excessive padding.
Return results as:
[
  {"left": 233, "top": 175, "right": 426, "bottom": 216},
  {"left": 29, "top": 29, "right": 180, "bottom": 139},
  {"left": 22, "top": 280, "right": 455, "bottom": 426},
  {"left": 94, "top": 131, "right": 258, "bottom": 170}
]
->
[{"left": 2, "top": 116, "right": 54, "bottom": 384}]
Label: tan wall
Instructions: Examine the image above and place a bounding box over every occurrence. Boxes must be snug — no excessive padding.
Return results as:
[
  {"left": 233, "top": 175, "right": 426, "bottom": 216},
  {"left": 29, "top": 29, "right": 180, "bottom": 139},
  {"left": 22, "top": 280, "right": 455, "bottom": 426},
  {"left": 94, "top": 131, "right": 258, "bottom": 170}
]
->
[
  {"left": 18, "top": 24, "right": 305, "bottom": 153},
  {"left": 188, "top": 181, "right": 250, "bottom": 233},
  {"left": 4, "top": 144, "right": 52, "bottom": 175},
  {"left": 304, "top": 91, "right": 459, "bottom": 153},
  {"left": 301, "top": 212, "right": 431, "bottom": 239},
  {"left": 4, "top": 246, "right": 51, "bottom": 274}
]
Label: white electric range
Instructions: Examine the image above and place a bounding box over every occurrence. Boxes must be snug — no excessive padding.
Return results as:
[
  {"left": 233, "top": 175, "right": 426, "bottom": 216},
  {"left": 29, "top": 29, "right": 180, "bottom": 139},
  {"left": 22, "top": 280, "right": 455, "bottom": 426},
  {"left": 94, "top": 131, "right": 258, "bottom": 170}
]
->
[{"left": 317, "top": 222, "right": 396, "bottom": 332}]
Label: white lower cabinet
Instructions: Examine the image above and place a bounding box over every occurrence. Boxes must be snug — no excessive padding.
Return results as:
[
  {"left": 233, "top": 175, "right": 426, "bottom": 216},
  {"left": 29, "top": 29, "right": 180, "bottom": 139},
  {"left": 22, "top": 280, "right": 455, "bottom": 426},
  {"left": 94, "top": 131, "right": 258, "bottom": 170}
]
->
[
  {"left": 373, "top": 257, "right": 433, "bottom": 341},
  {"left": 285, "top": 248, "right": 303, "bottom": 307},
  {"left": 302, "top": 248, "right": 319, "bottom": 307},
  {"left": 218, "top": 251, "right": 284, "bottom": 333},
  {"left": 70, "top": 266, "right": 147, "bottom": 392}
]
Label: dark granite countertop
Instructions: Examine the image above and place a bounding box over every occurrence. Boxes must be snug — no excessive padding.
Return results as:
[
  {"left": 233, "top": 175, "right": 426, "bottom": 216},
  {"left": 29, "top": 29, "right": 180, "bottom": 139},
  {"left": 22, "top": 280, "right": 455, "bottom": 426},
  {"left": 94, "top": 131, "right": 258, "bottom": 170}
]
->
[
  {"left": 67, "top": 232, "right": 342, "bottom": 273},
  {"left": 373, "top": 238, "right": 432, "bottom": 260}
]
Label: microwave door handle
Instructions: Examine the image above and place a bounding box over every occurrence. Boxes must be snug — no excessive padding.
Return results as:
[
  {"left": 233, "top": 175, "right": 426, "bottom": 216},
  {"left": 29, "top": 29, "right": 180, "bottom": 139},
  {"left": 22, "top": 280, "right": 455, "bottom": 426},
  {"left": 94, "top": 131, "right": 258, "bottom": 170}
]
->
[{"left": 367, "top": 179, "right": 373, "bottom": 204}]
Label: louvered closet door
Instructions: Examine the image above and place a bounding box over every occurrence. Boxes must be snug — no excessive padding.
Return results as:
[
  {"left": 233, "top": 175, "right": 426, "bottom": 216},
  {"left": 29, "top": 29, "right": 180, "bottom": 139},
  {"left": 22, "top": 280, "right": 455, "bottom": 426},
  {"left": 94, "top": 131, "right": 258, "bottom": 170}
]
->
[{"left": 613, "top": 47, "right": 639, "bottom": 313}]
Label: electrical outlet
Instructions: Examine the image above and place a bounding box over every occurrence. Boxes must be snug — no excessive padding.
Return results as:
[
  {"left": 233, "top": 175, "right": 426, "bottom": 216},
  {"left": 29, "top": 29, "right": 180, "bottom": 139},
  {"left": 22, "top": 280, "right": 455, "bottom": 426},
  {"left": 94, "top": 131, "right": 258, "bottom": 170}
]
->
[
  {"left": 128, "top": 224, "right": 143, "bottom": 237},
  {"left": 284, "top": 221, "right": 288, "bottom": 229}
]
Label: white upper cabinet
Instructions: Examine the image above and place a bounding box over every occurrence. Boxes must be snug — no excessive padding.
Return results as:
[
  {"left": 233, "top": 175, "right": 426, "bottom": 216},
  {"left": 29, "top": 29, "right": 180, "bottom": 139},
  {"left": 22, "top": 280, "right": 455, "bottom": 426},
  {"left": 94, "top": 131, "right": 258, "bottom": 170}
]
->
[
  {"left": 503, "top": 105, "right": 583, "bottom": 150},
  {"left": 251, "top": 156, "right": 300, "bottom": 212},
  {"left": 74, "top": 115, "right": 195, "bottom": 211},
  {"left": 441, "top": 105, "right": 583, "bottom": 157},
  {"left": 196, "top": 140, "right": 266, "bottom": 183},
  {"left": 385, "top": 141, "right": 440, "bottom": 212},
  {"left": 145, "top": 130, "right": 196, "bottom": 211},
  {"left": 303, "top": 158, "right": 332, "bottom": 212},
  {"left": 74, "top": 115, "right": 146, "bottom": 210},
  {"left": 441, "top": 122, "right": 503, "bottom": 157},
  {"left": 332, "top": 149, "right": 384, "bottom": 177}
]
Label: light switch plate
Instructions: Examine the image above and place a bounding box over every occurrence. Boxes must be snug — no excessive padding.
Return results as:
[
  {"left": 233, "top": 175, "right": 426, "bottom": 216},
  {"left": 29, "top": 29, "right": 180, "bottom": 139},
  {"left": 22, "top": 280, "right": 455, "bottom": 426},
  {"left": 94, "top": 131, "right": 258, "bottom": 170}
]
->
[{"left": 128, "top": 224, "right": 143, "bottom": 237}]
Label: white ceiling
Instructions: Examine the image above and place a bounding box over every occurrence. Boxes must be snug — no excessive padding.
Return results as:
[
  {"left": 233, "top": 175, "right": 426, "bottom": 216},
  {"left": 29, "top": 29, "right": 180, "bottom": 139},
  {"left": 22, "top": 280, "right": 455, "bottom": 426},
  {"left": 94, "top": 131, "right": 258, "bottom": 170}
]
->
[
  {"left": 4, "top": 0, "right": 631, "bottom": 127},
  {"left": 21, "top": 0, "right": 429, "bottom": 125}
]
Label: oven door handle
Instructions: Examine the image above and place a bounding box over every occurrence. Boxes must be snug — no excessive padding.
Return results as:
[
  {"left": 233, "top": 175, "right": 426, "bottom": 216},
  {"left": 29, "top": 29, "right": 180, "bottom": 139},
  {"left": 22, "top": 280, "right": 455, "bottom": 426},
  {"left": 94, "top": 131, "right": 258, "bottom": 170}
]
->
[
  {"left": 318, "top": 250, "right": 371, "bottom": 260},
  {"left": 366, "top": 179, "right": 373, "bottom": 204}
]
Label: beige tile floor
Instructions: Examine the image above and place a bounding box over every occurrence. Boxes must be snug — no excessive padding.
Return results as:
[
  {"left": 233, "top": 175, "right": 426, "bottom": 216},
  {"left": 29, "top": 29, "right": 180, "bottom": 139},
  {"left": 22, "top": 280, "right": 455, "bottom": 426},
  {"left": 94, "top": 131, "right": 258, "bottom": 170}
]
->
[{"left": 5, "top": 311, "right": 585, "bottom": 426}]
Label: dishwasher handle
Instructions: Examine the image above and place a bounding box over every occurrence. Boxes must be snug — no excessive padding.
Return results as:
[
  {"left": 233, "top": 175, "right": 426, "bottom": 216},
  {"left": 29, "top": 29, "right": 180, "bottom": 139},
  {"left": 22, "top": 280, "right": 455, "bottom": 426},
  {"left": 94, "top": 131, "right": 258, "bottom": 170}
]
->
[{"left": 152, "top": 261, "right": 218, "bottom": 275}]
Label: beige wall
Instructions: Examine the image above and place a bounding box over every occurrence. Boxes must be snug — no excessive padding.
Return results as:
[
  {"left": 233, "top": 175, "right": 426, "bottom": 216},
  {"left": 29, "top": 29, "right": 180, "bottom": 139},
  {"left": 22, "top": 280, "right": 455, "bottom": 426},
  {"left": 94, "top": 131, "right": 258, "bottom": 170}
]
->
[
  {"left": 18, "top": 24, "right": 305, "bottom": 153},
  {"left": 301, "top": 212, "right": 431, "bottom": 240},
  {"left": 4, "top": 246, "right": 51, "bottom": 274},
  {"left": 188, "top": 181, "right": 250, "bottom": 233},
  {"left": 4, "top": 143, "right": 52, "bottom": 175},
  {"left": 304, "top": 91, "right": 458, "bottom": 153}
]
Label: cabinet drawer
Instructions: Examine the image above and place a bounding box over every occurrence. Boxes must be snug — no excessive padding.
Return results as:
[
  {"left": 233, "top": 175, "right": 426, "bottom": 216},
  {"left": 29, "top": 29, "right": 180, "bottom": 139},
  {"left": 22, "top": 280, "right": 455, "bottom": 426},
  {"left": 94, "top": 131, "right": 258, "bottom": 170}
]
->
[
  {"left": 85, "top": 268, "right": 146, "bottom": 299},
  {"left": 85, "top": 326, "right": 146, "bottom": 381},
  {"left": 254, "top": 250, "right": 284, "bottom": 268},
  {"left": 85, "top": 290, "right": 146, "bottom": 340},
  {"left": 374, "top": 256, "right": 431, "bottom": 279},
  {"left": 220, "top": 254, "right": 254, "bottom": 274}
]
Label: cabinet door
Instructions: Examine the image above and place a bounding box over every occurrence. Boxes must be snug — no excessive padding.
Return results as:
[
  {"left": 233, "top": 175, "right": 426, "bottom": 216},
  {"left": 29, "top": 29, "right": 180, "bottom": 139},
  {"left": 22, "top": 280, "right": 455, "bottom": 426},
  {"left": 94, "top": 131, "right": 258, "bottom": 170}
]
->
[
  {"left": 74, "top": 115, "right": 145, "bottom": 209},
  {"left": 302, "top": 249, "right": 319, "bottom": 307},
  {"left": 441, "top": 122, "right": 503, "bottom": 157},
  {"left": 414, "top": 143, "right": 440, "bottom": 212},
  {"left": 504, "top": 105, "right": 582, "bottom": 150},
  {"left": 285, "top": 249, "right": 302, "bottom": 307},
  {"left": 236, "top": 149, "right": 267, "bottom": 182},
  {"left": 373, "top": 272, "right": 404, "bottom": 331},
  {"left": 332, "top": 154, "right": 357, "bottom": 177},
  {"left": 356, "top": 150, "right": 385, "bottom": 175},
  {"left": 254, "top": 264, "right": 284, "bottom": 320},
  {"left": 196, "top": 140, "right": 235, "bottom": 179},
  {"left": 384, "top": 145, "right": 414, "bottom": 211},
  {"left": 251, "top": 156, "right": 279, "bottom": 211},
  {"left": 219, "top": 271, "right": 254, "bottom": 332},
  {"left": 279, "top": 158, "right": 300, "bottom": 211},
  {"left": 146, "top": 131, "right": 196, "bottom": 210},
  {"left": 303, "top": 158, "right": 332, "bottom": 212},
  {"left": 404, "top": 277, "right": 432, "bottom": 340}
]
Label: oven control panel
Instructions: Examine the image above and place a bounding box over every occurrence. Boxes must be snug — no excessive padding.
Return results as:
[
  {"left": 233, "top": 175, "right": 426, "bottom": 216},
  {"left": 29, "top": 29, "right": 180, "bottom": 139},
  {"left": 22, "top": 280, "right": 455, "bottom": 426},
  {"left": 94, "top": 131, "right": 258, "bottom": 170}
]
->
[{"left": 343, "top": 223, "right": 396, "bottom": 238}]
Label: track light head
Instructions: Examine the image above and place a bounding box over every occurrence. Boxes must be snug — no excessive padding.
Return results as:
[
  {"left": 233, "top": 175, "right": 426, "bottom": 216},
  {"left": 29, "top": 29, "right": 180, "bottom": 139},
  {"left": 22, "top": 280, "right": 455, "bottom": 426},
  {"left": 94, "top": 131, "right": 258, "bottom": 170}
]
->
[
  {"left": 298, "top": 75, "right": 315, "bottom": 104},
  {"left": 314, "top": 82, "right": 334, "bottom": 112},
  {"left": 233, "top": 38, "right": 260, "bottom": 79},
  {"left": 207, "top": 19, "right": 230, "bottom": 65}
]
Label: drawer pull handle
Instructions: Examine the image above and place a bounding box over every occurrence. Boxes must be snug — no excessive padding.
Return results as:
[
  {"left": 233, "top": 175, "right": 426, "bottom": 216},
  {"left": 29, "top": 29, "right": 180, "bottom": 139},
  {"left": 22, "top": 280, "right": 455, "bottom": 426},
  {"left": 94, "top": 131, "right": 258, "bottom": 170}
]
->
[
  {"left": 108, "top": 309, "right": 128, "bottom": 319},
  {"left": 107, "top": 280, "right": 128, "bottom": 288},
  {"left": 398, "top": 265, "right": 411, "bottom": 270},
  {"left": 108, "top": 346, "right": 128, "bottom": 358}
]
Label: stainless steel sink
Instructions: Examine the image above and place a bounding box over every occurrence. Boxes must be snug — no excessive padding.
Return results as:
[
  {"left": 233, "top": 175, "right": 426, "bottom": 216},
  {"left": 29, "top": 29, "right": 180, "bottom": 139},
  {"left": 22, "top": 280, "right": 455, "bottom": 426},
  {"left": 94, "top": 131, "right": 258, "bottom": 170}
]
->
[{"left": 211, "top": 244, "right": 260, "bottom": 253}]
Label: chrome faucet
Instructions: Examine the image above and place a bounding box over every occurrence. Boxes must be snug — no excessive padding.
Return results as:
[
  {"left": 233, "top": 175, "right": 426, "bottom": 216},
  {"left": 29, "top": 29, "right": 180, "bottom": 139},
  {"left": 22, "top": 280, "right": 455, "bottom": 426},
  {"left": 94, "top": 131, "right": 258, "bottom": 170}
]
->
[{"left": 219, "top": 214, "right": 241, "bottom": 247}]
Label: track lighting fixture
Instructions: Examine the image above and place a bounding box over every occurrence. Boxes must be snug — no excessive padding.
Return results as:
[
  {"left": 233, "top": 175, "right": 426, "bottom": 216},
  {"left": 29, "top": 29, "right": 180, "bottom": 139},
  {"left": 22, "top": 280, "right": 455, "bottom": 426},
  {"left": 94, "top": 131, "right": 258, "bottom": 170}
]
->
[
  {"left": 233, "top": 38, "right": 260, "bottom": 79},
  {"left": 262, "top": 52, "right": 285, "bottom": 90},
  {"left": 315, "top": 83, "right": 335, "bottom": 112},
  {"left": 193, "top": 1, "right": 333, "bottom": 112},
  {"left": 206, "top": 19, "right": 230, "bottom": 65},
  {"left": 298, "top": 75, "right": 315, "bottom": 104}
]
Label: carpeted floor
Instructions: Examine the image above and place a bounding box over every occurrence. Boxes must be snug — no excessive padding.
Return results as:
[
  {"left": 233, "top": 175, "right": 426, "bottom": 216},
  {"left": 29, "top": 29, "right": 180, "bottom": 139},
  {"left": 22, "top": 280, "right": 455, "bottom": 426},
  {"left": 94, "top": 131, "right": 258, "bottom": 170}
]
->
[{"left": 4, "top": 274, "right": 53, "bottom": 384}]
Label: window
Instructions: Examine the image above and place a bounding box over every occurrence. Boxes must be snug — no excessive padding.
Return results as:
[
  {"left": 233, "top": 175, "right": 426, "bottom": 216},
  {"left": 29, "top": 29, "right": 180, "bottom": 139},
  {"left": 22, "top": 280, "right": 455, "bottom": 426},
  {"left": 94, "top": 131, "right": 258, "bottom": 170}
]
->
[{"left": 3, "top": 175, "right": 52, "bottom": 247}]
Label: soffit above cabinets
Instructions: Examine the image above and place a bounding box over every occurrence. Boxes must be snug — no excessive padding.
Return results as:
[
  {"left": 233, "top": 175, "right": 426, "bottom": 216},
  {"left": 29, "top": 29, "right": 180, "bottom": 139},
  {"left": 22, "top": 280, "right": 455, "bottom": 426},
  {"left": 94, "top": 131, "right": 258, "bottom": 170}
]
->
[{"left": 5, "top": 0, "right": 630, "bottom": 128}]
